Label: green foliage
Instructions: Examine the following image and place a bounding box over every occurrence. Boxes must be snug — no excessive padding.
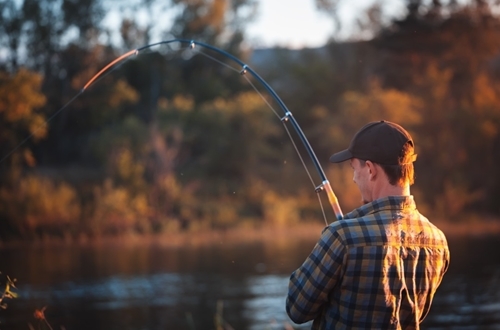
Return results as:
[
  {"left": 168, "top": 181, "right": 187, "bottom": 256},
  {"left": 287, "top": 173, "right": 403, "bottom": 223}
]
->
[
  {"left": 1, "top": 0, "right": 105, "bottom": 72},
  {"left": 174, "top": 92, "right": 283, "bottom": 182},
  {"left": 90, "top": 116, "right": 149, "bottom": 169}
]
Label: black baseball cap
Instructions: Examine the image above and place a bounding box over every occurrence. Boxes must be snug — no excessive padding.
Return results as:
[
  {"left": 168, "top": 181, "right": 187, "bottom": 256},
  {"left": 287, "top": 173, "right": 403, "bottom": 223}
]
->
[{"left": 329, "top": 120, "right": 417, "bottom": 165}]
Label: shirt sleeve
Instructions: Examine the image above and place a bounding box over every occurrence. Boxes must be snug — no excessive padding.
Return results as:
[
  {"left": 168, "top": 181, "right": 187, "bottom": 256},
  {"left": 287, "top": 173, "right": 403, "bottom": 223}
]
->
[
  {"left": 286, "top": 225, "right": 346, "bottom": 324},
  {"left": 419, "top": 243, "right": 451, "bottom": 323}
]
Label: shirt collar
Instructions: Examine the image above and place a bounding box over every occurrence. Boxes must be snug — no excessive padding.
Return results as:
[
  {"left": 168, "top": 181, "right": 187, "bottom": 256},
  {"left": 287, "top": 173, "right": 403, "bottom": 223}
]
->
[{"left": 344, "top": 195, "right": 417, "bottom": 219}]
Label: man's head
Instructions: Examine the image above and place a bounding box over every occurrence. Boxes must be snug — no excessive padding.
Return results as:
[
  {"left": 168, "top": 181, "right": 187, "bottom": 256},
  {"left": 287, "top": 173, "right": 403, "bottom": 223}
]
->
[{"left": 330, "top": 120, "right": 417, "bottom": 201}]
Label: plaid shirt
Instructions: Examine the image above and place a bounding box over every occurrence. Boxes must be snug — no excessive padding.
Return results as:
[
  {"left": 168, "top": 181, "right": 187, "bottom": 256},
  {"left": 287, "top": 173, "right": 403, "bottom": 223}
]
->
[{"left": 286, "top": 196, "right": 450, "bottom": 329}]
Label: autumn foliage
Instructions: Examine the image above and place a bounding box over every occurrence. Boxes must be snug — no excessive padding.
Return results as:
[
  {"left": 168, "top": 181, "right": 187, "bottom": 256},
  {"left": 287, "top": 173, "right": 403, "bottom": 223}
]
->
[{"left": 1, "top": 0, "right": 499, "bottom": 241}]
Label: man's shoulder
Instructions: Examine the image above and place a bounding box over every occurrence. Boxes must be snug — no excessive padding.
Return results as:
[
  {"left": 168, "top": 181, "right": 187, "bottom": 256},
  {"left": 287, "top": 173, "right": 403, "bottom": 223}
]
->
[
  {"left": 323, "top": 208, "right": 449, "bottom": 249},
  {"left": 323, "top": 216, "right": 384, "bottom": 246},
  {"left": 415, "top": 214, "right": 449, "bottom": 246}
]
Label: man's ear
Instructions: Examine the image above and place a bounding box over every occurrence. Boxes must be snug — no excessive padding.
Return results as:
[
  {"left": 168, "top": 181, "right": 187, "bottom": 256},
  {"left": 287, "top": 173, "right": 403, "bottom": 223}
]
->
[{"left": 365, "top": 160, "right": 378, "bottom": 181}]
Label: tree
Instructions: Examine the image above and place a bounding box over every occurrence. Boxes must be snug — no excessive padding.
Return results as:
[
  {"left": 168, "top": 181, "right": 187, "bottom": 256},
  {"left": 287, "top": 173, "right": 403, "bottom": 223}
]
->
[
  {"left": 0, "top": 69, "right": 47, "bottom": 179},
  {"left": 372, "top": 0, "right": 500, "bottom": 215},
  {"left": 0, "top": 0, "right": 105, "bottom": 73}
]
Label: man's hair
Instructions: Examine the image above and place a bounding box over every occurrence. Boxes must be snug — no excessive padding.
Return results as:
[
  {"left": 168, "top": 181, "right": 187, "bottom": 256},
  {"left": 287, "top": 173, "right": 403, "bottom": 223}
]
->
[
  {"left": 359, "top": 142, "right": 415, "bottom": 186},
  {"left": 380, "top": 142, "right": 415, "bottom": 186}
]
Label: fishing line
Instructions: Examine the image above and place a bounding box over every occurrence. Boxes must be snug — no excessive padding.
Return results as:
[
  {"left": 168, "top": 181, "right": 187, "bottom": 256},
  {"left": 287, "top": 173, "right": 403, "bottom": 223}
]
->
[
  {"left": 281, "top": 123, "right": 329, "bottom": 226},
  {"left": 189, "top": 48, "right": 241, "bottom": 75},
  {"left": 1, "top": 39, "right": 343, "bottom": 223},
  {"left": 191, "top": 46, "right": 328, "bottom": 224},
  {"left": 191, "top": 47, "right": 318, "bottom": 184},
  {"left": 0, "top": 92, "right": 81, "bottom": 165},
  {"left": 236, "top": 70, "right": 323, "bottom": 214},
  {"left": 188, "top": 47, "right": 281, "bottom": 119},
  {"left": 0, "top": 51, "right": 138, "bottom": 165}
]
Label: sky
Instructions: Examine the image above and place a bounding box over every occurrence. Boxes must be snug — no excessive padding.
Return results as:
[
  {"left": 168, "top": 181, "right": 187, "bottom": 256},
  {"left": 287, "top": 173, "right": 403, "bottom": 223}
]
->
[
  {"left": 245, "top": 0, "right": 405, "bottom": 48},
  {"left": 97, "top": 0, "right": 406, "bottom": 51}
]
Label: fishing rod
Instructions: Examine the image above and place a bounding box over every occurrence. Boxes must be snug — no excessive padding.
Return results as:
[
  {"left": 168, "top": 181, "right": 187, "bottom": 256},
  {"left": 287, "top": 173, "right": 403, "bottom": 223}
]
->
[{"left": 3, "top": 39, "right": 344, "bottom": 223}]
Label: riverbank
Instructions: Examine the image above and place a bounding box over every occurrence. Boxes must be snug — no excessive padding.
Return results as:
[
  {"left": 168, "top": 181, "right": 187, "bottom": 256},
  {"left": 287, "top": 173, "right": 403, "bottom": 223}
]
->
[
  {"left": 434, "top": 217, "right": 500, "bottom": 237},
  {"left": 1, "top": 217, "right": 499, "bottom": 249},
  {"left": 0, "top": 223, "right": 325, "bottom": 249}
]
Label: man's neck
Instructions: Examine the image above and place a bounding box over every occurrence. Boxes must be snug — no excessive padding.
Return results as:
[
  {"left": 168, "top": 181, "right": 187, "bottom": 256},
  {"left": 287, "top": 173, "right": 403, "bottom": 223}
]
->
[{"left": 372, "top": 183, "right": 410, "bottom": 201}]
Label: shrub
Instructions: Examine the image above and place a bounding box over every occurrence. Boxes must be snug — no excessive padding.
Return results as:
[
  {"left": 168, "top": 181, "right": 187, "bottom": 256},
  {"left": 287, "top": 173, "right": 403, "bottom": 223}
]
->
[{"left": 0, "top": 175, "right": 81, "bottom": 239}]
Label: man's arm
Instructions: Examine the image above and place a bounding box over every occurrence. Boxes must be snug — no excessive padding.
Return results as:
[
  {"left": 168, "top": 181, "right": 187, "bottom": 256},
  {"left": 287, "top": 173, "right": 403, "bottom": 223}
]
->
[{"left": 286, "top": 226, "right": 345, "bottom": 324}]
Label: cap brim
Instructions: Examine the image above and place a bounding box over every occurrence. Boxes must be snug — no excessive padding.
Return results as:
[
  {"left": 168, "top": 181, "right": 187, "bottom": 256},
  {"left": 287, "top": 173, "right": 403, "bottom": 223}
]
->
[{"left": 329, "top": 149, "right": 353, "bottom": 163}]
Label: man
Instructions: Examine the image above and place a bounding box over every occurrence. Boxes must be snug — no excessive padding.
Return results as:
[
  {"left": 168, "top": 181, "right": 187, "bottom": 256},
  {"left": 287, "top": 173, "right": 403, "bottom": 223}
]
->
[{"left": 286, "top": 120, "right": 450, "bottom": 329}]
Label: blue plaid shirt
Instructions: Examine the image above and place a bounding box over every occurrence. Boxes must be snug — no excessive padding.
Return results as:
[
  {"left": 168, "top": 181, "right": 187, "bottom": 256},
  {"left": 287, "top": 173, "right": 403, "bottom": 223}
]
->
[{"left": 286, "top": 196, "right": 450, "bottom": 329}]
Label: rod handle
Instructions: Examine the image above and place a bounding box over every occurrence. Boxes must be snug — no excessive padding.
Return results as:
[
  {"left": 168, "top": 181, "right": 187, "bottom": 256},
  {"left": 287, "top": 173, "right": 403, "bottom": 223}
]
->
[{"left": 316, "top": 181, "right": 343, "bottom": 221}]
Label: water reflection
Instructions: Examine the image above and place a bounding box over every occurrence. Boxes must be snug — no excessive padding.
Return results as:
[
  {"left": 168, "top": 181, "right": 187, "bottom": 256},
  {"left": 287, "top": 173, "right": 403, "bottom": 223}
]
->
[
  {"left": 422, "top": 234, "right": 500, "bottom": 329},
  {"left": 1, "top": 234, "right": 499, "bottom": 329},
  {"left": 244, "top": 275, "right": 292, "bottom": 329}
]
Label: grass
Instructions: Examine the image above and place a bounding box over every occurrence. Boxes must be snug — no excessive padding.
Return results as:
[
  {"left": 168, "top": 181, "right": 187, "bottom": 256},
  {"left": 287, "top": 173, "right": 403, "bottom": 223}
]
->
[{"left": 0, "top": 272, "right": 17, "bottom": 310}]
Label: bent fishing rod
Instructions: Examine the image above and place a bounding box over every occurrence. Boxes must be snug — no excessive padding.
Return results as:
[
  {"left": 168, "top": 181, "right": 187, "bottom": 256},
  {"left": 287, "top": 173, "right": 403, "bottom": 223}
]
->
[{"left": 4, "top": 39, "right": 344, "bottom": 223}]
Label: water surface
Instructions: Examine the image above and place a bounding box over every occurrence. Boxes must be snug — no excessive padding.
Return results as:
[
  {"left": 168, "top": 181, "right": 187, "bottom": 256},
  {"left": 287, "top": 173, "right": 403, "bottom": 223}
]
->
[{"left": 1, "top": 232, "right": 499, "bottom": 329}]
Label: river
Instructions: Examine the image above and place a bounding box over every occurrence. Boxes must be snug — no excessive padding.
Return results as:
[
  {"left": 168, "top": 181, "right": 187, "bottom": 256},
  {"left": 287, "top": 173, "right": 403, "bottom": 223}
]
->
[{"left": 1, "top": 231, "right": 499, "bottom": 329}]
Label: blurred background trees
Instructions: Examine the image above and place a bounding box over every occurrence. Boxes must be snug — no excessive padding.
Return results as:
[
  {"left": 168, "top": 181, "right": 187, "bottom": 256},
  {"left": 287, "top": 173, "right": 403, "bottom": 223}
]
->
[{"left": 0, "top": 0, "right": 499, "bottom": 241}]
